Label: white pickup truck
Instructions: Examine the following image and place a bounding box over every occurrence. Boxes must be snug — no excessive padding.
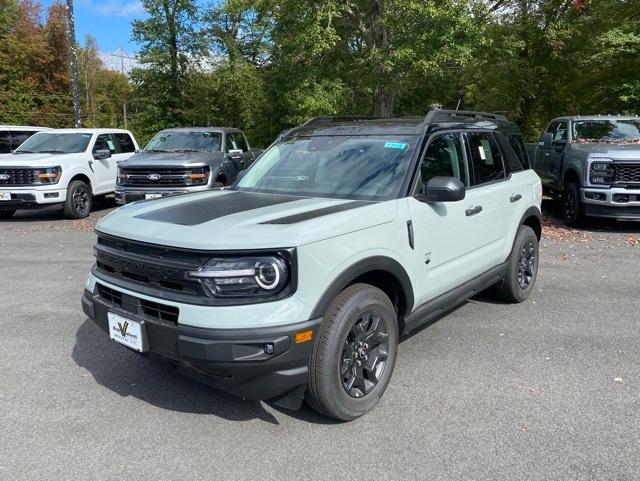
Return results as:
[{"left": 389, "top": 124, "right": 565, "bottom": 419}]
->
[{"left": 0, "top": 128, "right": 139, "bottom": 219}]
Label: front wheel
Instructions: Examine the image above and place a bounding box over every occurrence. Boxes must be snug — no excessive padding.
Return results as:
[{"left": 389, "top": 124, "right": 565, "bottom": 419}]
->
[
  {"left": 497, "top": 225, "right": 539, "bottom": 303},
  {"left": 306, "top": 283, "right": 399, "bottom": 421},
  {"left": 562, "top": 182, "right": 583, "bottom": 227},
  {"left": 64, "top": 180, "right": 93, "bottom": 219}
]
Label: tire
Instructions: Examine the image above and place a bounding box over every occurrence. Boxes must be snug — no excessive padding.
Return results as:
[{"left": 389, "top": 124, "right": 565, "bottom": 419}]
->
[
  {"left": 562, "top": 182, "right": 583, "bottom": 227},
  {"left": 0, "top": 210, "right": 15, "bottom": 219},
  {"left": 497, "top": 225, "right": 539, "bottom": 303},
  {"left": 214, "top": 180, "right": 225, "bottom": 188},
  {"left": 306, "top": 283, "right": 399, "bottom": 421},
  {"left": 64, "top": 180, "right": 92, "bottom": 219}
]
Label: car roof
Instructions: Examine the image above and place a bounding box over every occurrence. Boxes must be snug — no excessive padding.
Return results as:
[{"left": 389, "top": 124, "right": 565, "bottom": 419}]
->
[
  {"left": 285, "top": 111, "right": 521, "bottom": 137},
  {"left": 0, "top": 125, "right": 50, "bottom": 131},
  {"left": 157, "top": 127, "right": 241, "bottom": 134},
  {"left": 34, "top": 128, "right": 133, "bottom": 134},
  {"left": 552, "top": 115, "right": 640, "bottom": 122}
]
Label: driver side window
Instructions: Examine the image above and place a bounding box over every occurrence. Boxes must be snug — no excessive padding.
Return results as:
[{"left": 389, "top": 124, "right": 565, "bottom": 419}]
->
[
  {"left": 546, "top": 121, "right": 568, "bottom": 142},
  {"left": 417, "top": 133, "right": 467, "bottom": 194},
  {"left": 93, "top": 134, "right": 116, "bottom": 154}
]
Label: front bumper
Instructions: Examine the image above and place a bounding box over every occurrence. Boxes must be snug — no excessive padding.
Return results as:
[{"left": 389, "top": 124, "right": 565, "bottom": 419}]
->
[
  {"left": 115, "top": 185, "right": 211, "bottom": 205},
  {"left": 0, "top": 187, "right": 66, "bottom": 209},
  {"left": 81, "top": 287, "right": 321, "bottom": 406},
  {"left": 582, "top": 187, "right": 640, "bottom": 219}
]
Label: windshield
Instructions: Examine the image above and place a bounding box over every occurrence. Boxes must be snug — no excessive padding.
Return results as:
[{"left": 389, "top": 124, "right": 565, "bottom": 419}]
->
[
  {"left": 573, "top": 120, "right": 640, "bottom": 144},
  {"left": 14, "top": 132, "right": 92, "bottom": 154},
  {"left": 145, "top": 131, "right": 222, "bottom": 152},
  {"left": 235, "top": 135, "right": 417, "bottom": 200}
]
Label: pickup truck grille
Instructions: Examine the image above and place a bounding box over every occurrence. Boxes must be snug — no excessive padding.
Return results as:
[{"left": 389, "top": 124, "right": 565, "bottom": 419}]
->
[
  {"left": 615, "top": 164, "right": 640, "bottom": 184},
  {"left": 119, "top": 167, "right": 208, "bottom": 187},
  {"left": 0, "top": 168, "right": 35, "bottom": 185}
]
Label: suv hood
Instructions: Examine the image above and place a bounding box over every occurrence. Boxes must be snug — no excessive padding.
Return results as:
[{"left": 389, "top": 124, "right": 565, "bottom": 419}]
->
[
  {"left": 570, "top": 143, "right": 640, "bottom": 161},
  {"left": 96, "top": 190, "right": 397, "bottom": 249},
  {"left": 0, "top": 152, "right": 73, "bottom": 166},
  {"left": 119, "top": 151, "right": 224, "bottom": 168}
]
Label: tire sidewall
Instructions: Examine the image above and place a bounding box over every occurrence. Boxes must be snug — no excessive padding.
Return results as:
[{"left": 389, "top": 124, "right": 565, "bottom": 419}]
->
[
  {"left": 312, "top": 285, "right": 398, "bottom": 420},
  {"left": 66, "top": 181, "right": 92, "bottom": 219},
  {"left": 507, "top": 226, "right": 539, "bottom": 302},
  {"left": 562, "top": 182, "right": 582, "bottom": 226}
]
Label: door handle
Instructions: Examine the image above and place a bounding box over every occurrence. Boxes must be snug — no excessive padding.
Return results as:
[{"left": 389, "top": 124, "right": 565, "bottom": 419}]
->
[
  {"left": 465, "top": 205, "right": 483, "bottom": 216},
  {"left": 510, "top": 194, "right": 522, "bottom": 203}
]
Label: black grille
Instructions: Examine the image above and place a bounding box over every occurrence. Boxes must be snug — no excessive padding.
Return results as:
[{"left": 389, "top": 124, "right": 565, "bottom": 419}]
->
[
  {"left": 94, "top": 234, "right": 207, "bottom": 299},
  {"left": 120, "top": 167, "right": 208, "bottom": 187},
  {"left": 96, "top": 283, "right": 180, "bottom": 323},
  {"left": 0, "top": 168, "right": 35, "bottom": 185},
  {"left": 615, "top": 164, "right": 640, "bottom": 184}
]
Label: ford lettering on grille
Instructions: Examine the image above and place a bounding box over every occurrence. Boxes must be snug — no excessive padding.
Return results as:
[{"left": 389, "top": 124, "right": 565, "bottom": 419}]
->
[{"left": 97, "top": 251, "right": 182, "bottom": 278}]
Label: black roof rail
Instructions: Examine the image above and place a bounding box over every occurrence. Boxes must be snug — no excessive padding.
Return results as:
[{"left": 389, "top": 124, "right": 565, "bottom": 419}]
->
[
  {"left": 299, "top": 115, "right": 390, "bottom": 129},
  {"left": 424, "top": 109, "right": 508, "bottom": 123}
]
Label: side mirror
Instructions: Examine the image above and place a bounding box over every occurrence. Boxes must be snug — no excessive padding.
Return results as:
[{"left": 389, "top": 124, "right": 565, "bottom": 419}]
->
[
  {"left": 415, "top": 177, "right": 466, "bottom": 203},
  {"left": 539, "top": 132, "right": 553, "bottom": 150},
  {"left": 93, "top": 149, "right": 111, "bottom": 160},
  {"left": 228, "top": 149, "right": 243, "bottom": 160}
]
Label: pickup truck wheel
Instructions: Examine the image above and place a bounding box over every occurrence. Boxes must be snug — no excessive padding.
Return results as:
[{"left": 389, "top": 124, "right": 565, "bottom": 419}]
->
[
  {"left": 562, "top": 182, "right": 583, "bottom": 227},
  {"left": 0, "top": 210, "right": 15, "bottom": 219},
  {"left": 306, "top": 283, "right": 398, "bottom": 421},
  {"left": 64, "top": 180, "right": 92, "bottom": 219},
  {"left": 497, "top": 225, "right": 539, "bottom": 303}
]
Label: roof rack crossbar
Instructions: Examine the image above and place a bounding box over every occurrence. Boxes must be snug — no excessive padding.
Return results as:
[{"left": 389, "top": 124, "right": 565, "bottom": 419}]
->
[
  {"left": 424, "top": 109, "right": 508, "bottom": 123},
  {"left": 300, "top": 115, "right": 391, "bottom": 129}
]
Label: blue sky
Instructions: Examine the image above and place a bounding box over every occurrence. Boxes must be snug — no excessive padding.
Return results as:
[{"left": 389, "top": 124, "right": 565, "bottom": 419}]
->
[{"left": 41, "top": 0, "right": 146, "bottom": 55}]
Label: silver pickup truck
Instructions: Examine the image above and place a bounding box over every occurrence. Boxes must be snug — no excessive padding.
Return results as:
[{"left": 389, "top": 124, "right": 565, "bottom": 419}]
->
[
  {"left": 115, "top": 127, "right": 261, "bottom": 205},
  {"left": 527, "top": 116, "right": 640, "bottom": 225}
]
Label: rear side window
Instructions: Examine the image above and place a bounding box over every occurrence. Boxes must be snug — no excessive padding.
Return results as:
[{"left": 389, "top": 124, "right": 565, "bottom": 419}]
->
[
  {"left": 466, "top": 132, "right": 506, "bottom": 186},
  {"left": 113, "top": 133, "right": 135, "bottom": 153},
  {"left": 508, "top": 134, "right": 530, "bottom": 170},
  {"left": 417, "top": 132, "right": 468, "bottom": 192},
  {"left": 0, "top": 131, "right": 10, "bottom": 153}
]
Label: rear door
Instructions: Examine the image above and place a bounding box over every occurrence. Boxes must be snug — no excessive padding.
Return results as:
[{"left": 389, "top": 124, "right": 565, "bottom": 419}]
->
[{"left": 463, "top": 131, "right": 513, "bottom": 267}]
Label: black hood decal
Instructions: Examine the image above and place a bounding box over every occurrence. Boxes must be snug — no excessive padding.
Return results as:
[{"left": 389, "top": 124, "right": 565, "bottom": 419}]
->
[
  {"left": 260, "top": 201, "right": 371, "bottom": 224},
  {"left": 134, "top": 191, "right": 301, "bottom": 226}
]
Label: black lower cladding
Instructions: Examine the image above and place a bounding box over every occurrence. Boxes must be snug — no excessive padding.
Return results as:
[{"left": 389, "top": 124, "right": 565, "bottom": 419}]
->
[
  {"left": 81, "top": 287, "right": 321, "bottom": 403},
  {"left": 583, "top": 203, "right": 640, "bottom": 219}
]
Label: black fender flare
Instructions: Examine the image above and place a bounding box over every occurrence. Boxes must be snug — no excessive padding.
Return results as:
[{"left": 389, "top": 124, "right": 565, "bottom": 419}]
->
[
  {"left": 309, "top": 256, "right": 415, "bottom": 319},
  {"left": 517, "top": 205, "right": 542, "bottom": 240}
]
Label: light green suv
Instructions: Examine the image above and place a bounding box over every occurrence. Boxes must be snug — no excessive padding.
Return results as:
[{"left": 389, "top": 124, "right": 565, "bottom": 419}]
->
[{"left": 81, "top": 111, "right": 543, "bottom": 420}]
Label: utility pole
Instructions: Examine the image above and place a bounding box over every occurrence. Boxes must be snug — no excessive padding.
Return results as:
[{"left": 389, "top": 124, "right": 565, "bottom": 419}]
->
[
  {"left": 111, "top": 49, "right": 136, "bottom": 130},
  {"left": 64, "top": 0, "right": 82, "bottom": 127}
]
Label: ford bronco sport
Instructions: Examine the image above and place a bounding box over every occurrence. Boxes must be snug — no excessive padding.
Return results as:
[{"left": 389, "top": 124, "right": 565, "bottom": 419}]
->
[{"left": 81, "top": 110, "right": 542, "bottom": 420}]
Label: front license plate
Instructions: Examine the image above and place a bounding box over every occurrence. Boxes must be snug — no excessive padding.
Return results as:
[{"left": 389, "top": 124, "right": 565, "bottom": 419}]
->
[
  {"left": 145, "top": 193, "right": 162, "bottom": 200},
  {"left": 0, "top": 192, "right": 11, "bottom": 201},
  {"left": 108, "top": 312, "right": 146, "bottom": 352}
]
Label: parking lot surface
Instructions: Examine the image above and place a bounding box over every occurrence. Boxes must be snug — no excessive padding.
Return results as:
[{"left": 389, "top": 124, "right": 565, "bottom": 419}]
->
[{"left": 1, "top": 201, "right": 639, "bottom": 481}]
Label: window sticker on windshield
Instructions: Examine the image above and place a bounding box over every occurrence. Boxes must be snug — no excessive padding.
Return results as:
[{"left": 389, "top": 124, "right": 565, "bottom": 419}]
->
[
  {"left": 384, "top": 142, "right": 407, "bottom": 150},
  {"left": 82, "top": 133, "right": 92, "bottom": 137}
]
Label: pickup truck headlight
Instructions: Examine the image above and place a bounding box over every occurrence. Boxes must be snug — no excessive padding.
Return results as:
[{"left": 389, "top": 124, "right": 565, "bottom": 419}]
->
[
  {"left": 589, "top": 162, "right": 615, "bottom": 185},
  {"left": 116, "top": 167, "right": 124, "bottom": 186},
  {"left": 188, "top": 253, "right": 293, "bottom": 300},
  {"left": 185, "top": 166, "right": 210, "bottom": 186},
  {"left": 32, "top": 166, "right": 62, "bottom": 184}
]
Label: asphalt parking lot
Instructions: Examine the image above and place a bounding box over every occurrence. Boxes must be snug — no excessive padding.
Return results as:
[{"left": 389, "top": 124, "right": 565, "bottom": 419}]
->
[{"left": 1, "top": 200, "right": 639, "bottom": 481}]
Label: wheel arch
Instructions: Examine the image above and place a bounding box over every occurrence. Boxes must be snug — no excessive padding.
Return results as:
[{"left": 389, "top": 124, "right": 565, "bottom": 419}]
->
[
  {"left": 309, "top": 256, "right": 414, "bottom": 321},
  {"left": 518, "top": 205, "right": 542, "bottom": 241},
  {"left": 66, "top": 171, "right": 93, "bottom": 193},
  {"left": 563, "top": 167, "right": 580, "bottom": 187}
]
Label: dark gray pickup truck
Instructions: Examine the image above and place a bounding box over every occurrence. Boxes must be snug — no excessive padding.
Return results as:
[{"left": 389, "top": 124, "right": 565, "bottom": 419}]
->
[
  {"left": 115, "top": 127, "right": 261, "bottom": 205},
  {"left": 527, "top": 116, "right": 640, "bottom": 225}
]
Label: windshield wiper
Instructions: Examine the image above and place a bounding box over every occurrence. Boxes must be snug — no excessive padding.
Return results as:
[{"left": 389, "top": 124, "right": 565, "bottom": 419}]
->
[
  {"left": 171, "top": 149, "right": 205, "bottom": 153},
  {"left": 34, "top": 150, "right": 67, "bottom": 154},
  {"left": 145, "top": 149, "right": 172, "bottom": 153}
]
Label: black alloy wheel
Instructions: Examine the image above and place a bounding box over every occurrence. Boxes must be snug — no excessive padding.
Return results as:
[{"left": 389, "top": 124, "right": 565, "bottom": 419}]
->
[
  {"left": 340, "top": 311, "right": 390, "bottom": 398},
  {"left": 562, "top": 182, "right": 583, "bottom": 227},
  {"left": 64, "top": 180, "right": 93, "bottom": 219},
  {"left": 496, "top": 225, "right": 539, "bottom": 303},
  {"left": 517, "top": 240, "right": 536, "bottom": 290}
]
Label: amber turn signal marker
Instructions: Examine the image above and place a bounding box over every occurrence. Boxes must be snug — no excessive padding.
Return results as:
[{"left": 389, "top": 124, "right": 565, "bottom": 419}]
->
[
  {"left": 190, "top": 173, "right": 208, "bottom": 179},
  {"left": 294, "top": 329, "right": 313, "bottom": 343}
]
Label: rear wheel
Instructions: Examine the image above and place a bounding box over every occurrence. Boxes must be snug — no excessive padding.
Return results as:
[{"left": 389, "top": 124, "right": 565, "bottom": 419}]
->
[
  {"left": 497, "top": 225, "right": 539, "bottom": 303},
  {"left": 306, "top": 284, "right": 398, "bottom": 421},
  {"left": 562, "top": 182, "right": 583, "bottom": 227},
  {"left": 64, "top": 180, "right": 92, "bottom": 219},
  {"left": 0, "top": 210, "right": 15, "bottom": 219}
]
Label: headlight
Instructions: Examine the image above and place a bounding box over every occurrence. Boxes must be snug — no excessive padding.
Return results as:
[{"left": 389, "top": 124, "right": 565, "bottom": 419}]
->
[
  {"left": 116, "top": 168, "right": 124, "bottom": 185},
  {"left": 589, "top": 161, "right": 614, "bottom": 185},
  {"left": 32, "top": 166, "right": 61, "bottom": 184},
  {"left": 188, "top": 253, "right": 293, "bottom": 301},
  {"left": 185, "top": 166, "right": 210, "bottom": 186}
]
